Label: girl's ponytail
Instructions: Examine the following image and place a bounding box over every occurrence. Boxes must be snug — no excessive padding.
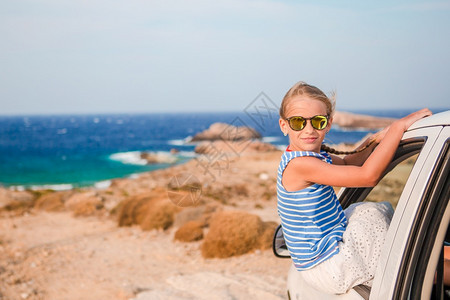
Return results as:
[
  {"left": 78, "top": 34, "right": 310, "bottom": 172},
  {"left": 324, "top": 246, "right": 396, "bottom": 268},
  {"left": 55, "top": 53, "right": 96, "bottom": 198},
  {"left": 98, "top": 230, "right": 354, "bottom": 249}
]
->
[{"left": 321, "top": 139, "right": 376, "bottom": 155}]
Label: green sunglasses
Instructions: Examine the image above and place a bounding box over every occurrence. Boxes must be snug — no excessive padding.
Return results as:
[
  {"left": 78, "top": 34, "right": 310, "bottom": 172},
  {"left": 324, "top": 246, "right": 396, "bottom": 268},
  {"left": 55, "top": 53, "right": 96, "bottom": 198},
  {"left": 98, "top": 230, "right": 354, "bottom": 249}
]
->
[{"left": 285, "top": 115, "right": 329, "bottom": 131}]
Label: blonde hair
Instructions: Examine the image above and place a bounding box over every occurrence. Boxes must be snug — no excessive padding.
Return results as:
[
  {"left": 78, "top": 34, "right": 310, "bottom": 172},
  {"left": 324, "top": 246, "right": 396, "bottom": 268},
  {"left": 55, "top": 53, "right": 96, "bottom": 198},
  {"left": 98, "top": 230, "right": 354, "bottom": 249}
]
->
[
  {"left": 320, "top": 141, "right": 375, "bottom": 155},
  {"left": 280, "top": 81, "right": 372, "bottom": 156},
  {"left": 279, "top": 81, "right": 336, "bottom": 119}
]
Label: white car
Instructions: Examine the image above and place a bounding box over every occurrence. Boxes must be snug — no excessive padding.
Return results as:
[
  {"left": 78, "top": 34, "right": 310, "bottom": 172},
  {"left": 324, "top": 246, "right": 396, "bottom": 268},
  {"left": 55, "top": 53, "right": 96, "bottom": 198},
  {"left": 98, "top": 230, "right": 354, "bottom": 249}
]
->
[{"left": 273, "top": 110, "right": 450, "bottom": 300}]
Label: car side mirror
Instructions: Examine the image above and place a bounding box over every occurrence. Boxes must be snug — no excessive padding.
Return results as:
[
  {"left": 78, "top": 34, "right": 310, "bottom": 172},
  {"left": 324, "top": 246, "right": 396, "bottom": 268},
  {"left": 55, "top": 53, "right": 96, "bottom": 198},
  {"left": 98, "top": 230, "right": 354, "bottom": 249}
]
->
[{"left": 272, "top": 225, "right": 291, "bottom": 258}]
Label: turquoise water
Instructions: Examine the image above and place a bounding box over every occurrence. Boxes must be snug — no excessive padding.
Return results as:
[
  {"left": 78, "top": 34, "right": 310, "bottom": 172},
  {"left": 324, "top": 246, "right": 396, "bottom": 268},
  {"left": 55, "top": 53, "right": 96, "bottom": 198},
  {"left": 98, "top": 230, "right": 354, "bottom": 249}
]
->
[{"left": 1, "top": 109, "right": 447, "bottom": 190}]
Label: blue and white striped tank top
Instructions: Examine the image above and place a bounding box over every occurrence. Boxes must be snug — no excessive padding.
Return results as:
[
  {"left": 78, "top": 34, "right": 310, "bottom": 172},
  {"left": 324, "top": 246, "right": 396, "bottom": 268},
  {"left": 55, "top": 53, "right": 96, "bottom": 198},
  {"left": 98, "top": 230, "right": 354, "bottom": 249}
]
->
[{"left": 277, "top": 150, "right": 347, "bottom": 270}]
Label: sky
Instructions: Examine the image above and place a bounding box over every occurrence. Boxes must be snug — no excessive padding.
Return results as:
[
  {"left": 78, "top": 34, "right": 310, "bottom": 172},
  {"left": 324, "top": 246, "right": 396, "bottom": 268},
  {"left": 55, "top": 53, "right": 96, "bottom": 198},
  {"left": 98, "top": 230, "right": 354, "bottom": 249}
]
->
[{"left": 1, "top": 0, "right": 449, "bottom": 115}]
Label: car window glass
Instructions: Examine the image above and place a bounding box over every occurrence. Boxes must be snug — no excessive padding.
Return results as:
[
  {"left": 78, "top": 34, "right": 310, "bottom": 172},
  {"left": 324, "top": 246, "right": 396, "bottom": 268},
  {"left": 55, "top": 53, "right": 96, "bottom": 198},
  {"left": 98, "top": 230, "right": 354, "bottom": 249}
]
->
[{"left": 365, "top": 154, "right": 419, "bottom": 209}]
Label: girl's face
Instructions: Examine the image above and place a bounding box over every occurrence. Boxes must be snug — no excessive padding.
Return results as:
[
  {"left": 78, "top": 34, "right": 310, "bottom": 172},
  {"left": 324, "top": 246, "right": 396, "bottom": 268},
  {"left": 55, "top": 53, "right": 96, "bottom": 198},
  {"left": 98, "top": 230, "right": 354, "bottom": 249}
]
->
[{"left": 279, "top": 96, "right": 332, "bottom": 152}]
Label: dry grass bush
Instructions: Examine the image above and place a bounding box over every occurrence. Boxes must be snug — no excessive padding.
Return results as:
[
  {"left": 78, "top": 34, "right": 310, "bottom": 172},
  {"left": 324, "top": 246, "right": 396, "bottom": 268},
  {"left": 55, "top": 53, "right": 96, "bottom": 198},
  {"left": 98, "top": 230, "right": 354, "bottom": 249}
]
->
[
  {"left": 72, "top": 201, "right": 104, "bottom": 217},
  {"left": 139, "top": 201, "right": 180, "bottom": 231},
  {"left": 116, "top": 194, "right": 158, "bottom": 226},
  {"left": 0, "top": 189, "right": 36, "bottom": 215},
  {"left": 34, "top": 192, "right": 66, "bottom": 211},
  {"left": 116, "top": 190, "right": 180, "bottom": 231},
  {"left": 65, "top": 192, "right": 104, "bottom": 217},
  {"left": 117, "top": 195, "right": 150, "bottom": 226},
  {"left": 28, "top": 188, "right": 60, "bottom": 198},
  {"left": 174, "top": 220, "right": 204, "bottom": 242},
  {"left": 201, "top": 211, "right": 271, "bottom": 258},
  {"left": 1, "top": 200, "right": 35, "bottom": 215}
]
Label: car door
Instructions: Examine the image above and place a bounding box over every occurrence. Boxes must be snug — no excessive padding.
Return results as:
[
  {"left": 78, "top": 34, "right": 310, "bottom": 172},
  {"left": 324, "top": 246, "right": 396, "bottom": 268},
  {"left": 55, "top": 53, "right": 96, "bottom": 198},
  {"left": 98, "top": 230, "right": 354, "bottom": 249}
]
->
[{"left": 370, "top": 126, "right": 449, "bottom": 300}]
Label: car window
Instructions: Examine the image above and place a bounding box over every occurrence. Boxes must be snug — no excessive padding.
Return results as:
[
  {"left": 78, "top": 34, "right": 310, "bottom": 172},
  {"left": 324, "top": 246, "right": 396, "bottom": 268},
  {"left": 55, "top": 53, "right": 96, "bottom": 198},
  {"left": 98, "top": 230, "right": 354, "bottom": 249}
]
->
[
  {"left": 365, "top": 154, "right": 419, "bottom": 209},
  {"left": 338, "top": 138, "right": 426, "bottom": 210}
]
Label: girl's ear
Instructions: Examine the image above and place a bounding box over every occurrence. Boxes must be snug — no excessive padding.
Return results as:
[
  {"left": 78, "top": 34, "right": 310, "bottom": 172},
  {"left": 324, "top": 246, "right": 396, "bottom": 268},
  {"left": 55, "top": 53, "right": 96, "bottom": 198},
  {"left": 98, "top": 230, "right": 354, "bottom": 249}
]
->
[{"left": 279, "top": 118, "right": 288, "bottom": 136}]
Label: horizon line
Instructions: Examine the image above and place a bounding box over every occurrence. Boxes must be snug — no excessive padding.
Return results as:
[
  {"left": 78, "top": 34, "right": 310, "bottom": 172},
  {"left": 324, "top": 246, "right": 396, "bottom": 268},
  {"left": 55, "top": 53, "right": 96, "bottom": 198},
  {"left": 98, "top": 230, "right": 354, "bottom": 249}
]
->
[{"left": 0, "top": 106, "right": 449, "bottom": 117}]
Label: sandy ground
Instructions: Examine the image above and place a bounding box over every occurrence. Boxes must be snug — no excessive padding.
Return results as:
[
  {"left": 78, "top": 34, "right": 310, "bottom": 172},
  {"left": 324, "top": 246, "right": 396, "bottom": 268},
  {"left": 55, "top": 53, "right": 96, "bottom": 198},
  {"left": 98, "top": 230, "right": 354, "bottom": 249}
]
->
[
  {"left": 0, "top": 211, "right": 291, "bottom": 300},
  {"left": 0, "top": 151, "right": 292, "bottom": 300},
  {"left": 0, "top": 142, "right": 409, "bottom": 300}
]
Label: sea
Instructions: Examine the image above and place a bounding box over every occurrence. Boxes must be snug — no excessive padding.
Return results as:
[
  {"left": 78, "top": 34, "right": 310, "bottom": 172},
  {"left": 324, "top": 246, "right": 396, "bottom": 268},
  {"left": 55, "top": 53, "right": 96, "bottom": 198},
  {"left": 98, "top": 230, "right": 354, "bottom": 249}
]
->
[{"left": 1, "top": 109, "right": 447, "bottom": 191}]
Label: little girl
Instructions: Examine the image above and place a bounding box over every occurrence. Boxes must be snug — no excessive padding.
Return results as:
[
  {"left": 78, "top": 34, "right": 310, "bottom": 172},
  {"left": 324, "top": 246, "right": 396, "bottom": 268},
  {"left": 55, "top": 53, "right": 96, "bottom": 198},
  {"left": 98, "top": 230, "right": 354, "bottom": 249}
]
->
[{"left": 277, "top": 81, "right": 431, "bottom": 294}]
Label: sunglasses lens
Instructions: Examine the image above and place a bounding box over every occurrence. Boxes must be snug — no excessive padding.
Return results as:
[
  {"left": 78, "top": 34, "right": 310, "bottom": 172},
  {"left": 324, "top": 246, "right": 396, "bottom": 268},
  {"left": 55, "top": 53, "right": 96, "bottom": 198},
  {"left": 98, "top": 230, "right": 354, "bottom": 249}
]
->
[
  {"left": 289, "top": 117, "right": 305, "bottom": 130},
  {"left": 311, "top": 116, "right": 328, "bottom": 130}
]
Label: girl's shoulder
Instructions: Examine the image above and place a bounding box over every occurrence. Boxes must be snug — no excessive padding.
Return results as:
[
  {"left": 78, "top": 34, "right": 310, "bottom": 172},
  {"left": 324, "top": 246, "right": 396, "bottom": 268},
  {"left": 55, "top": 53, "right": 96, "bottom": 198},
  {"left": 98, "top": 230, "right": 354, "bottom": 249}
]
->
[{"left": 279, "top": 149, "right": 333, "bottom": 192}]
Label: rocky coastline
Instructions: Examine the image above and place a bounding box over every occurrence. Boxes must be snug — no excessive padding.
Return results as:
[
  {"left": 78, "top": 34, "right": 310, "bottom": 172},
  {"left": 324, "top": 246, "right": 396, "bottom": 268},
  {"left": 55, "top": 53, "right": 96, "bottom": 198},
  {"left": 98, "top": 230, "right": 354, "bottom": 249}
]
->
[{"left": 0, "top": 111, "right": 397, "bottom": 300}]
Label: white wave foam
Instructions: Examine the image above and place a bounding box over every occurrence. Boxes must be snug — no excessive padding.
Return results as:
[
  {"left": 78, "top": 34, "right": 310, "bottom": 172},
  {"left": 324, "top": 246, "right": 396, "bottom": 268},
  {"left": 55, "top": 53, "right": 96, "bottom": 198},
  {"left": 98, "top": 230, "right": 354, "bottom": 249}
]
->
[
  {"left": 168, "top": 136, "right": 193, "bottom": 146},
  {"left": 94, "top": 180, "right": 111, "bottom": 189},
  {"left": 109, "top": 151, "right": 148, "bottom": 165},
  {"left": 109, "top": 151, "right": 186, "bottom": 165},
  {"left": 128, "top": 173, "right": 140, "bottom": 179},
  {"left": 262, "top": 136, "right": 280, "bottom": 143},
  {"left": 168, "top": 139, "right": 185, "bottom": 146},
  {"left": 10, "top": 183, "right": 74, "bottom": 191}
]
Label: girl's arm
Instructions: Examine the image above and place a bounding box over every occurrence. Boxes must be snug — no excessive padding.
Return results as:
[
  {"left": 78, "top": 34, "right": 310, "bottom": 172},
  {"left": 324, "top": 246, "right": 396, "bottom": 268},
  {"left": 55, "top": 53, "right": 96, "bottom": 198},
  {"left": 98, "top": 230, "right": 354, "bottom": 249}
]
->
[
  {"left": 331, "top": 126, "right": 390, "bottom": 166},
  {"left": 283, "top": 109, "right": 432, "bottom": 191}
]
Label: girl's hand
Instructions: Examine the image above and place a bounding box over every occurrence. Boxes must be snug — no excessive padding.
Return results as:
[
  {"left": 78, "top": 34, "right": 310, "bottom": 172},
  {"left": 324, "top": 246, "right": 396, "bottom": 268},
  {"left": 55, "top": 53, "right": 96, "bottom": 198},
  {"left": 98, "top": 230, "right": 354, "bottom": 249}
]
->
[
  {"left": 370, "top": 108, "right": 432, "bottom": 144},
  {"left": 397, "top": 108, "right": 432, "bottom": 131}
]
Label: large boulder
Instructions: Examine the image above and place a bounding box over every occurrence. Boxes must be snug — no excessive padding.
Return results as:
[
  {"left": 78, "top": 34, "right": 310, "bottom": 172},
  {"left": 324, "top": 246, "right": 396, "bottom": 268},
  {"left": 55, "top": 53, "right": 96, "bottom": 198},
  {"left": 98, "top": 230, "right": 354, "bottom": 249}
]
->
[
  {"left": 191, "top": 122, "right": 261, "bottom": 141},
  {"left": 140, "top": 152, "right": 177, "bottom": 164},
  {"left": 333, "top": 111, "right": 395, "bottom": 129}
]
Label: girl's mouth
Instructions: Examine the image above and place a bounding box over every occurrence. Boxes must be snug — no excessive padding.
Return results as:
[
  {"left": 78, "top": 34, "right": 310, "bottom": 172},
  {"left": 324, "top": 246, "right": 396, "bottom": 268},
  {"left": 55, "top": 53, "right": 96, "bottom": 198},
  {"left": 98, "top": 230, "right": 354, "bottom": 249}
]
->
[{"left": 302, "top": 137, "right": 318, "bottom": 143}]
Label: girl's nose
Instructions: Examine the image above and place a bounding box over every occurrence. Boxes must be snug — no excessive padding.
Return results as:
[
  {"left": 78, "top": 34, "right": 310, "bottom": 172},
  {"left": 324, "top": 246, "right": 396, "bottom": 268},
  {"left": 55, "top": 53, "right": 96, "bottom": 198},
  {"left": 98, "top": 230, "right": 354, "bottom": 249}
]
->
[{"left": 303, "top": 121, "right": 315, "bottom": 133}]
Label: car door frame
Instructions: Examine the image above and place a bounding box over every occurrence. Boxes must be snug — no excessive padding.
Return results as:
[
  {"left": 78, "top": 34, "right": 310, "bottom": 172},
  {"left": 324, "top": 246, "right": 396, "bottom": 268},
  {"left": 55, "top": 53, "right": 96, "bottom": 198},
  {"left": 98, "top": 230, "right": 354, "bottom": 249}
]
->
[{"left": 369, "top": 126, "right": 448, "bottom": 300}]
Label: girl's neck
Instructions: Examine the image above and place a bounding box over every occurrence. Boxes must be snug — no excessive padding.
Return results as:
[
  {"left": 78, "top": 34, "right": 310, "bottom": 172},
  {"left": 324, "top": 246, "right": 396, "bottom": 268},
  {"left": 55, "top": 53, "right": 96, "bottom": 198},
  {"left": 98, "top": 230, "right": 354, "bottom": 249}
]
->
[{"left": 286, "top": 145, "right": 321, "bottom": 153}]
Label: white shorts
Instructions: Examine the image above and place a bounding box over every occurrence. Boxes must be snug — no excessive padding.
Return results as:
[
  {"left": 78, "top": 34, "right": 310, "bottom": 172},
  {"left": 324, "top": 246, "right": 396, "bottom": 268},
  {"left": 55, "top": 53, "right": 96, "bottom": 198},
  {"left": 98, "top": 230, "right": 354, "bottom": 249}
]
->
[{"left": 298, "top": 201, "right": 394, "bottom": 294}]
